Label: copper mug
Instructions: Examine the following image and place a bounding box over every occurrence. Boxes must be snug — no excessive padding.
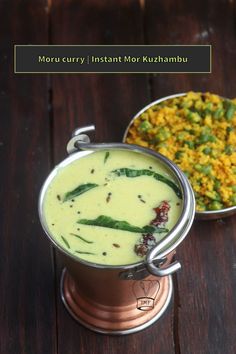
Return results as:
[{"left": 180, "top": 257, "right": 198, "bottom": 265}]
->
[{"left": 38, "top": 126, "right": 195, "bottom": 335}]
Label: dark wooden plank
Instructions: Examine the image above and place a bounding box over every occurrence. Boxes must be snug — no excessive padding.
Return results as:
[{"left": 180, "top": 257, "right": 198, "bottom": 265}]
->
[
  {"left": 145, "top": 0, "right": 235, "bottom": 98},
  {"left": 0, "top": 1, "right": 56, "bottom": 354},
  {"left": 50, "top": 1, "right": 175, "bottom": 353},
  {"left": 145, "top": 0, "right": 236, "bottom": 353},
  {"left": 50, "top": 0, "right": 152, "bottom": 160}
]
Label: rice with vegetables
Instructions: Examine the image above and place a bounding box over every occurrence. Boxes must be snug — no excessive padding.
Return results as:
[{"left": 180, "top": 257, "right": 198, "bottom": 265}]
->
[{"left": 126, "top": 92, "right": 236, "bottom": 211}]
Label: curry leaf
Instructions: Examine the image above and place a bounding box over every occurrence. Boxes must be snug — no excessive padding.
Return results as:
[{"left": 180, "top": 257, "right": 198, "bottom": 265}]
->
[
  {"left": 112, "top": 168, "right": 182, "bottom": 199},
  {"left": 78, "top": 215, "right": 169, "bottom": 234},
  {"left": 142, "top": 225, "right": 168, "bottom": 234},
  {"left": 63, "top": 183, "right": 98, "bottom": 202}
]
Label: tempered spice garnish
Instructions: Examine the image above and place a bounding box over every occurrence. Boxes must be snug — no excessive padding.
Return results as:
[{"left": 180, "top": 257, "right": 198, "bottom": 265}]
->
[
  {"left": 151, "top": 200, "right": 170, "bottom": 228},
  {"left": 106, "top": 192, "right": 112, "bottom": 203},
  {"left": 113, "top": 243, "right": 120, "bottom": 248},
  {"left": 138, "top": 195, "right": 146, "bottom": 203},
  {"left": 134, "top": 200, "right": 171, "bottom": 257},
  {"left": 135, "top": 243, "right": 148, "bottom": 257},
  {"left": 135, "top": 234, "right": 157, "bottom": 256},
  {"left": 91, "top": 169, "right": 95, "bottom": 174},
  {"left": 57, "top": 194, "right": 61, "bottom": 201}
]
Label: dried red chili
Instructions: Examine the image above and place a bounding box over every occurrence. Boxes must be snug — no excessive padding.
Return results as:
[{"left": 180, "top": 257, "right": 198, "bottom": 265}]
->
[
  {"left": 134, "top": 200, "right": 171, "bottom": 257},
  {"left": 151, "top": 200, "right": 170, "bottom": 228}
]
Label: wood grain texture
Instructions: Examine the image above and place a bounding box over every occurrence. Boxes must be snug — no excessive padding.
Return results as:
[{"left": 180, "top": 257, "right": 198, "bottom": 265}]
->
[
  {"left": 145, "top": 0, "right": 236, "bottom": 98},
  {"left": 2, "top": 0, "right": 236, "bottom": 353},
  {"left": 145, "top": 0, "right": 236, "bottom": 353},
  {"left": 50, "top": 1, "right": 175, "bottom": 353},
  {"left": 0, "top": 1, "right": 56, "bottom": 354},
  {"left": 50, "top": 0, "right": 151, "bottom": 162}
]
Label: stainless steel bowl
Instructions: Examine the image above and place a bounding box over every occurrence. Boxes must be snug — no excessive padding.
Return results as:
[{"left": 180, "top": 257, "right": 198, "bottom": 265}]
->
[
  {"left": 39, "top": 140, "right": 195, "bottom": 267},
  {"left": 123, "top": 93, "right": 236, "bottom": 220}
]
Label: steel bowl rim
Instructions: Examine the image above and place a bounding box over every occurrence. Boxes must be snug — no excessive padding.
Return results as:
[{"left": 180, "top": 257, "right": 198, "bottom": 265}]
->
[{"left": 123, "top": 92, "right": 236, "bottom": 219}]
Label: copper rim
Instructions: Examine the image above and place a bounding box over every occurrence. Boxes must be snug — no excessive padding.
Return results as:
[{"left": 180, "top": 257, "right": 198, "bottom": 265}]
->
[{"left": 60, "top": 268, "right": 173, "bottom": 335}]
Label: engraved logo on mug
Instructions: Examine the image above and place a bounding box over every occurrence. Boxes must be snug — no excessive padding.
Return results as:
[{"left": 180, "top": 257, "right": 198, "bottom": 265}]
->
[{"left": 132, "top": 280, "right": 160, "bottom": 311}]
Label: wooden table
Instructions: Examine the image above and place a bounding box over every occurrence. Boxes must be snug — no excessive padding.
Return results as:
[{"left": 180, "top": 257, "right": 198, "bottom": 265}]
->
[{"left": 1, "top": 1, "right": 236, "bottom": 353}]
